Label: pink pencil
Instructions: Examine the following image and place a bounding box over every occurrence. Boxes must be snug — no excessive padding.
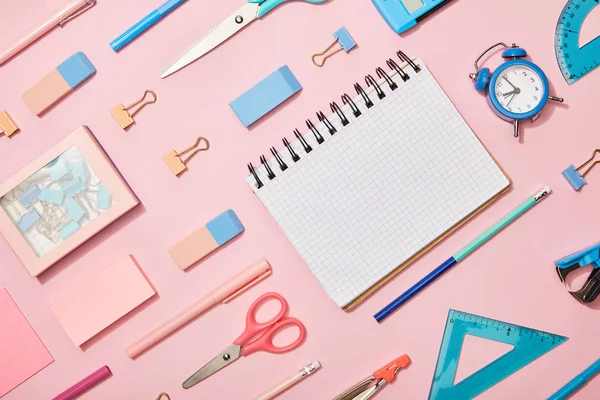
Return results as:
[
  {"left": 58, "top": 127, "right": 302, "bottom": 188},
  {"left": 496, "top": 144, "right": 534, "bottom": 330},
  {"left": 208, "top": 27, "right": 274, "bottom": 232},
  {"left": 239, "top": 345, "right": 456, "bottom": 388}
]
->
[
  {"left": 0, "top": 0, "right": 96, "bottom": 66},
  {"left": 52, "top": 366, "right": 112, "bottom": 400}
]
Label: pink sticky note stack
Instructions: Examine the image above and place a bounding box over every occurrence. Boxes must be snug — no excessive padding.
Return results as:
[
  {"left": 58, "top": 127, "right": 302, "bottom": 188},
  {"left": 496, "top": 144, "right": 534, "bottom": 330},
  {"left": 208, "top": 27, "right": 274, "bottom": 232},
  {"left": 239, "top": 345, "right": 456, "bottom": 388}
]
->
[
  {"left": 51, "top": 255, "right": 156, "bottom": 346},
  {"left": 0, "top": 288, "right": 54, "bottom": 397}
]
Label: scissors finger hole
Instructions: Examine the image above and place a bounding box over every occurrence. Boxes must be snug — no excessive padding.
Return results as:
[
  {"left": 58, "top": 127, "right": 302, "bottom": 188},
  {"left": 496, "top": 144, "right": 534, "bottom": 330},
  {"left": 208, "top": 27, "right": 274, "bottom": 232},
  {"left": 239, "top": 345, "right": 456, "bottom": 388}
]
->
[
  {"left": 251, "top": 295, "right": 286, "bottom": 325},
  {"left": 270, "top": 324, "right": 303, "bottom": 348}
]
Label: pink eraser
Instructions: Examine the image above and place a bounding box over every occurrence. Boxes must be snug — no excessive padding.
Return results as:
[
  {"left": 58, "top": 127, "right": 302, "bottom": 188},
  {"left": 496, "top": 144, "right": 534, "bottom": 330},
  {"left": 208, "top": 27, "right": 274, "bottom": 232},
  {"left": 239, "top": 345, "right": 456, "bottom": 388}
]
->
[
  {"left": 51, "top": 255, "right": 156, "bottom": 346},
  {"left": 170, "top": 209, "right": 244, "bottom": 270},
  {"left": 22, "top": 52, "right": 96, "bottom": 115},
  {"left": 52, "top": 366, "right": 112, "bottom": 400}
]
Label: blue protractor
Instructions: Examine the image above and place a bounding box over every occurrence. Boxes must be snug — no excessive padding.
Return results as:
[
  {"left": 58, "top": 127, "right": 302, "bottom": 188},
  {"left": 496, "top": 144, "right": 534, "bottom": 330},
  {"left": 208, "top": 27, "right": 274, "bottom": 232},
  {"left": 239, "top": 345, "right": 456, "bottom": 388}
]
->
[{"left": 555, "top": 0, "right": 600, "bottom": 84}]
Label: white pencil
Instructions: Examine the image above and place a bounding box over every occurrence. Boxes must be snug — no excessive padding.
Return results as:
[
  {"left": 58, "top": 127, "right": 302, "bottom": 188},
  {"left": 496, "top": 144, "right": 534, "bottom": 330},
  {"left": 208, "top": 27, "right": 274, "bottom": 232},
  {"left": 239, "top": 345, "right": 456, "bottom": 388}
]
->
[{"left": 254, "top": 361, "right": 321, "bottom": 400}]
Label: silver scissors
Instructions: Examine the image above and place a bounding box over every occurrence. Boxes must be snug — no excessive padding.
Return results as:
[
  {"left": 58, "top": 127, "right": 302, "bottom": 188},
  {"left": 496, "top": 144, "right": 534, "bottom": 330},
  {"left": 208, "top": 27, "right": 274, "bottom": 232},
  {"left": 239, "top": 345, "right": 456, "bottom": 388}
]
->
[{"left": 161, "top": 0, "right": 327, "bottom": 78}]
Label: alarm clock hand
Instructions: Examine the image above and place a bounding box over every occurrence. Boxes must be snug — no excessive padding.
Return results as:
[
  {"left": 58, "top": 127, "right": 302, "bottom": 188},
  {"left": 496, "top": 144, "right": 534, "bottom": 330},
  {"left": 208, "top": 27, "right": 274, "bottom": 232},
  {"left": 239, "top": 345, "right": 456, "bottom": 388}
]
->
[
  {"left": 503, "top": 76, "right": 517, "bottom": 90},
  {"left": 503, "top": 90, "right": 516, "bottom": 98},
  {"left": 506, "top": 92, "right": 517, "bottom": 108}
]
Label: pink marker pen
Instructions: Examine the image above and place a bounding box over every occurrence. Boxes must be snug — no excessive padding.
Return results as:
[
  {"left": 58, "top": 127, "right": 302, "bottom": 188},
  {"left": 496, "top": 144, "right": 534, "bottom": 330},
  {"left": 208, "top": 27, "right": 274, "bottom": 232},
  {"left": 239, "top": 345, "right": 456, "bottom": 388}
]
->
[{"left": 126, "top": 259, "right": 272, "bottom": 358}]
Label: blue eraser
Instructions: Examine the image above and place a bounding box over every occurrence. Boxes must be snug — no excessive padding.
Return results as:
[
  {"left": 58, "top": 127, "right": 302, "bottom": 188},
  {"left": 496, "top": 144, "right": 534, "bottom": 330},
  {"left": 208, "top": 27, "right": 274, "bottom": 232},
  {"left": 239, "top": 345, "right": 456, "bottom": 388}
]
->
[
  {"left": 230, "top": 65, "right": 302, "bottom": 127},
  {"left": 56, "top": 52, "right": 97, "bottom": 89},
  {"left": 334, "top": 27, "right": 356, "bottom": 52},
  {"left": 206, "top": 209, "right": 245, "bottom": 246},
  {"left": 563, "top": 165, "right": 586, "bottom": 191}
]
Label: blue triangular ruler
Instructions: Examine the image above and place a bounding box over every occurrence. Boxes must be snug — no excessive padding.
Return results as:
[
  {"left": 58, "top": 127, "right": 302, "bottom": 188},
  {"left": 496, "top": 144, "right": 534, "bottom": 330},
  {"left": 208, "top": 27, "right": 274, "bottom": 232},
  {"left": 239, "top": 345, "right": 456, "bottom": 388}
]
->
[{"left": 429, "top": 310, "right": 568, "bottom": 399}]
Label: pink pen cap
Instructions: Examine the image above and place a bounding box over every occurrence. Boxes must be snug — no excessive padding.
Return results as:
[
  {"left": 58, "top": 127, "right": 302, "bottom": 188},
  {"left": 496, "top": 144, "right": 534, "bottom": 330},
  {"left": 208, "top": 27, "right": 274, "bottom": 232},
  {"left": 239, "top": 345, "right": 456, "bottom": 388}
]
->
[
  {"left": 52, "top": 366, "right": 112, "bottom": 400},
  {"left": 213, "top": 259, "right": 272, "bottom": 303}
]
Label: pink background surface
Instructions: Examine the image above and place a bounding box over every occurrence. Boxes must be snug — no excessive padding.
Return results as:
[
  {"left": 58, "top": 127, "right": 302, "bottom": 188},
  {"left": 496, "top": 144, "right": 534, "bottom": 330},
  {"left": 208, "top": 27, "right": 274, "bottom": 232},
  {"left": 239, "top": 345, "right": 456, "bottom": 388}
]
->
[{"left": 1, "top": 0, "right": 600, "bottom": 399}]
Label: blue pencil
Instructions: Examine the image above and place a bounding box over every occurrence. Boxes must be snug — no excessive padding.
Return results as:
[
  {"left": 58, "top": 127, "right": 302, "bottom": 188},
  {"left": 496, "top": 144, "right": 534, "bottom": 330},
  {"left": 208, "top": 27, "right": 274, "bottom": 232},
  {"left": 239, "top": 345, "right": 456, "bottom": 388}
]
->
[
  {"left": 374, "top": 187, "right": 551, "bottom": 323},
  {"left": 110, "top": 0, "right": 188, "bottom": 52},
  {"left": 548, "top": 358, "right": 600, "bottom": 400}
]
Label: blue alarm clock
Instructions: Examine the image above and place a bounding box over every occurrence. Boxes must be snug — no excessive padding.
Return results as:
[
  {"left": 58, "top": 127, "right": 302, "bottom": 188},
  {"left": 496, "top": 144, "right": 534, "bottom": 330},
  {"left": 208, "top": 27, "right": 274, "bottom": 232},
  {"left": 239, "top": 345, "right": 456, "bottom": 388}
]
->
[{"left": 469, "top": 42, "right": 564, "bottom": 138}]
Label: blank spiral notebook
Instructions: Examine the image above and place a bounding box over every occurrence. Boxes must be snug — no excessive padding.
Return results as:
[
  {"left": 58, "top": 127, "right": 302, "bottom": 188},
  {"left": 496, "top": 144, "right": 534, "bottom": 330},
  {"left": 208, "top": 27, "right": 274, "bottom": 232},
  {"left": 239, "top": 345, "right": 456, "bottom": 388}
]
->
[{"left": 246, "top": 50, "right": 510, "bottom": 310}]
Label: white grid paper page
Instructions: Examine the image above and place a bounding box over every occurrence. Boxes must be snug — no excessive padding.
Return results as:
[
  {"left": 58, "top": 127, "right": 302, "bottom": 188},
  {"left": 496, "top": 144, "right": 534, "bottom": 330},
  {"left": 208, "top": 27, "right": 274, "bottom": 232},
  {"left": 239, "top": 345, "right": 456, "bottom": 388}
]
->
[{"left": 246, "top": 60, "right": 509, "bottom": 307}]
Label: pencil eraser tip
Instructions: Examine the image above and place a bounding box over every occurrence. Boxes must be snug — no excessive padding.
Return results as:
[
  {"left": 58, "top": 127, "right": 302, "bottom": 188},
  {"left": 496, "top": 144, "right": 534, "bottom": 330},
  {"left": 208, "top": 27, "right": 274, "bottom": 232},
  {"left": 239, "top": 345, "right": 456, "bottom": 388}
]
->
[{"left": 312, "top": 361, "right": 322, "bottom": 369}]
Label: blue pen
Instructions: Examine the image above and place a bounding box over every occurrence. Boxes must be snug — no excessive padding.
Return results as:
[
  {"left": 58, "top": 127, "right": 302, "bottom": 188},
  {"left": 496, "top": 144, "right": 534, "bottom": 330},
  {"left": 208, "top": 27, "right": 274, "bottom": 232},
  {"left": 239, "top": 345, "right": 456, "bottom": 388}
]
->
[
  {"left": 374, "top": 187, "right": 551, "bottom": 323},
  {"left": 548, "top": 359, "right": 600, "bottom": 400},
  {"left": 110, "top": 0, "right": 187, "bottom": 52}
]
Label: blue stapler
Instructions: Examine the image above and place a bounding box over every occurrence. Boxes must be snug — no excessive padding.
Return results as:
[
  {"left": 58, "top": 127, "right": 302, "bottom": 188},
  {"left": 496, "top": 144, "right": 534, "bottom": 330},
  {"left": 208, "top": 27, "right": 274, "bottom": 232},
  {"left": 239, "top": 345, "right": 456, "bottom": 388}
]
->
[
  {"left": 555, "top": 243, "right": 600, "bottom": 304},
  {"left": 372, "top": 0, "right": 451, "bottom": 34}
]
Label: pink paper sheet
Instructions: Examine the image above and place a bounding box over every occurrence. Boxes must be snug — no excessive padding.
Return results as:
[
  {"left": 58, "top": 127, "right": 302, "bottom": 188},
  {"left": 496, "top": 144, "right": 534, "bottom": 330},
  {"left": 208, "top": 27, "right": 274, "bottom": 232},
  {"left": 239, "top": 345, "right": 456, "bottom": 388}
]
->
[
  {"left": 51, "top": 255, "right": 156, "bottom": 346},
  {"left": 0, "top": 288, "right": 53, "bottom": 398}
]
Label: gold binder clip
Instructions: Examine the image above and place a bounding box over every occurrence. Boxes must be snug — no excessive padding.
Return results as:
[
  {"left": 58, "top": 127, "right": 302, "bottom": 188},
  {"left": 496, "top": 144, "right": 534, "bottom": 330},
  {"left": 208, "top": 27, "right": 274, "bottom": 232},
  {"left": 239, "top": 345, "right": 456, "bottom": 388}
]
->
[
  {"left": 163, "top": 137, "right": 210, "bottom": 176},
  {"left": 0, "top": 111, "right": 19, "bottom": 138},
  {"left": 111, "top": 90, "right": 157, "bottom": 129},
  {"left": 156, "top": 393, "right": 171, "bottom": 400}
]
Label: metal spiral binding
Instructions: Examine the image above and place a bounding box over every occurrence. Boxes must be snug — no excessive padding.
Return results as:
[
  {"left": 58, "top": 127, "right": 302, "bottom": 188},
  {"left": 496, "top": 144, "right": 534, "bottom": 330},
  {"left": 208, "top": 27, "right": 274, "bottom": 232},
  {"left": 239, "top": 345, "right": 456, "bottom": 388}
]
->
[
  {"left": 317, "top": 111, "right": 337, "bottom": 135},
  {"left": 365, "top": 74, "right": 386, "bottom": 99},
  {"left": 353, "top": 83, "right": 374, "bottom": 108},
  {"left": 259, "top": 155, "right": 276, "bottom": 180},
  {"left": 283, "top": 137, "right": 300, "bottom": 161},
  {"left": 294, "top": 128, "right": 313, "bottom": 153},
  {"left": 270, "top": 147, "right": 288, "bottom": 171},
  {"left": 376, "top": 67, "right": 397, "bottom": 90},
  {"left": 342, "top": 93, "right": 362, "bottom": 117},
  {"left": 306, "top": 119, "right": 324, "bottom": 144},
  {"left": 248, "top": 50, "right": 417, "bottom": 189},
  {"left": 247, "top": 162, "right": 263, "bottom": 188},
  {"left": 330, "top": 101, "right": 349, "bottom": 126},
  {"left": 387, "top": 59, "right": 410, "bottom": 81}
]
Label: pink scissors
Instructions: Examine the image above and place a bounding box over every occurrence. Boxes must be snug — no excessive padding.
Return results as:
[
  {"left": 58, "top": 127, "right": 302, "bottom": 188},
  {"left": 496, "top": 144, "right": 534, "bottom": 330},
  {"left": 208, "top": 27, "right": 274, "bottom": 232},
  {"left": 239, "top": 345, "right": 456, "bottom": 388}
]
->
[{"left": 182, "top": 292, "right": 306, "bottom": 389}]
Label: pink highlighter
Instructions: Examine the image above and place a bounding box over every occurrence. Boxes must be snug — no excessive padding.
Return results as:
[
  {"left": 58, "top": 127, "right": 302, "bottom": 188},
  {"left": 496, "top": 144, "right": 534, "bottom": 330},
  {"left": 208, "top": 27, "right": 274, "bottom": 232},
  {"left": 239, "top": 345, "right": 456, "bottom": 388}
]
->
[
  {"left": 126, "top": 259, "right": 272, "bottom": 358},
  {"left": 22, "top": 52, "right": 96, "bottom": 115},
  {"left": 52, "top": 366, "right": 112, "bottom": 400}
]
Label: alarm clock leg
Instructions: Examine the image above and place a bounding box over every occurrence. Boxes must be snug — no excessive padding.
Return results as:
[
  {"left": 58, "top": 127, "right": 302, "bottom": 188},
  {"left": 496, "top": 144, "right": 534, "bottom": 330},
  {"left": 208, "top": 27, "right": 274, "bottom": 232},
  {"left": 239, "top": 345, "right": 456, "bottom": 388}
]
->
[
  {"left": 549, "top": 95, "right": 564, "bottom": 102},
  {"left": 513, "top": 120, "right": 519, "bottom": 138}
]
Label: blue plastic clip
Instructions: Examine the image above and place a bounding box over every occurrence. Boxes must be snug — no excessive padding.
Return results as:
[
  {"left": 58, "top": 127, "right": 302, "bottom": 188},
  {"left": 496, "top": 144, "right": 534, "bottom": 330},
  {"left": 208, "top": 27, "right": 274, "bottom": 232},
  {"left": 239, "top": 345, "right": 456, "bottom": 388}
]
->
[
  {"left": 312, "top": 27, "right": 356, "bottom": 67},
  {"left": 555, "top": 242, "right": 600, "bottom": 303},
  {"left": 563, "top": 149, "right": 600, "bottom": 191}
]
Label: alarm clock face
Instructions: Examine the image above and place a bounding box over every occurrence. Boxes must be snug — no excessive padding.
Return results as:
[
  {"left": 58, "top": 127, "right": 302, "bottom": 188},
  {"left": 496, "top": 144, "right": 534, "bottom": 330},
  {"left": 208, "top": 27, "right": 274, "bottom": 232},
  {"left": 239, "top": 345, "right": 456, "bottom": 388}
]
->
[{"left": 493, "top": 64, "right": 546, "bottom": 115}]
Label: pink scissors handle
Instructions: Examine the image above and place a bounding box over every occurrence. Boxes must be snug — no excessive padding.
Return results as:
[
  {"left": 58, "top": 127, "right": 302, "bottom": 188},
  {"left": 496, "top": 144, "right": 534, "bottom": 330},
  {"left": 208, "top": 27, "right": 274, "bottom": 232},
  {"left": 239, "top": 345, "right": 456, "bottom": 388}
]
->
[
  {"left": 241, "top": 317, "right": 306, "bottom": 356},
  {"left": 233, "top": 292, "right": 306, "bottom": 356}
]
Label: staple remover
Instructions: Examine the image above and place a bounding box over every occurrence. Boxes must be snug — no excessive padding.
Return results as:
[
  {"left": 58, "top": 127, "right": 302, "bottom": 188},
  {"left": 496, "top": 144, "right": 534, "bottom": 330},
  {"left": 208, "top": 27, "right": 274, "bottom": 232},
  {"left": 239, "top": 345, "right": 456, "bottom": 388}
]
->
[{"left": 555, "top": 242, "right": 600, "bottom": 304}]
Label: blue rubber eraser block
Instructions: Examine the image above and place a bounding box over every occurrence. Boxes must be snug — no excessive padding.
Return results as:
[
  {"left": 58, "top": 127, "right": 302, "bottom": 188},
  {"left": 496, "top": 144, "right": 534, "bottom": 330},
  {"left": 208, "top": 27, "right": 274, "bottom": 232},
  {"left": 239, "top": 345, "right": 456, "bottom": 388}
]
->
[
  {"left": 334, "top": 27, "right": 356, "bottom": 52},
  {"left": 562, "top": 165, "right": 586, "bottom": 190},
  {"left": 206, "top": 209, "right": 244, "bottom": 246},
  {"left": 230, "top": 65, "right": 302, "bottom": 127},
  {"left": 57, "top": 52, "right": 96, "bottom": 89}
]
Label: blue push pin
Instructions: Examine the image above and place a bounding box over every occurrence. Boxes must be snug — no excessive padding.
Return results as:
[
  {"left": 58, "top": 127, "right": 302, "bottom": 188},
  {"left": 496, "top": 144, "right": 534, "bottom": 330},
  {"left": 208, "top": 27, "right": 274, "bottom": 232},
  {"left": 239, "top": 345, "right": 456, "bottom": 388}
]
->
[
  {"left": 563, "top": 149, "right": 600, "bottom": 191},
  {"left": 312, "top": 27, "right": 357, "bottom": 67}
]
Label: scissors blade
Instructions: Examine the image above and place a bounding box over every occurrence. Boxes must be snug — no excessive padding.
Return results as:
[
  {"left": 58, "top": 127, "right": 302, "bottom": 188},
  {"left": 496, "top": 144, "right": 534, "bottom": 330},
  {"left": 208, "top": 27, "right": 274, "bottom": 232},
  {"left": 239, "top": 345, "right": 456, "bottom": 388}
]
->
[
  {"left": 161, "top": 3, "right": 259, "bottom": 78},
  {"left": 182, "top": 344, "right": 242, "bottom": 389}
]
